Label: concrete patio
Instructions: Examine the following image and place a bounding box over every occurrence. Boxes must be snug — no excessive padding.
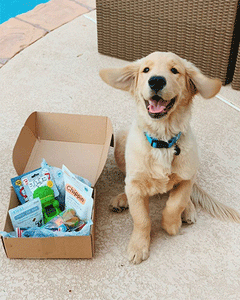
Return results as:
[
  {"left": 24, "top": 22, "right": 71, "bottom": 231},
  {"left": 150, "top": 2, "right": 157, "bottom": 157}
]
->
[{"left": 0, "top": 1, "right": 240, "bottom": 299}]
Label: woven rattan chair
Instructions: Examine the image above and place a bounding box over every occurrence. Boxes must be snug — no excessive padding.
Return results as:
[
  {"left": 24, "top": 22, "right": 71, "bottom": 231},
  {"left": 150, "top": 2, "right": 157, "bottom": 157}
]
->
[
  {"left": 96, "top": 0, "right": 239, "bottom": 85},
  {"left": 232, "top": 44, "right": 240, "bottom": 90}
]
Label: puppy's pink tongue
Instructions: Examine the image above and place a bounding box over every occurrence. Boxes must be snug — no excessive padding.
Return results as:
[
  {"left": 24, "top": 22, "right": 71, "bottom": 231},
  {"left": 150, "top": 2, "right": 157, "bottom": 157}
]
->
[{"left": 148, "top": 99, "right": 165, "bottom": 113}]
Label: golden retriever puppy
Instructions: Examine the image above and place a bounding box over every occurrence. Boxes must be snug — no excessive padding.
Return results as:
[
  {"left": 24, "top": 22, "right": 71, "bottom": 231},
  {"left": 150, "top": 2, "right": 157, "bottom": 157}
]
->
[{"left": 100, "top": 52, "right": 240, "bottom": 264}]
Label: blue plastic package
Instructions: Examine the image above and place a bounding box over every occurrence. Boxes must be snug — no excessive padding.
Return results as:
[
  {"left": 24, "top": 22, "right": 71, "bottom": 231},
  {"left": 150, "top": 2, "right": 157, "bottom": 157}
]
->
[
  {"left": 11, "top": 168, "right": 41, "bottom": 204},
  {"left": 22, "top": 166, "right": 59, "bottom": 201},
  {"left": 11, "top": 163, "right": 60, "bottom": 204}
]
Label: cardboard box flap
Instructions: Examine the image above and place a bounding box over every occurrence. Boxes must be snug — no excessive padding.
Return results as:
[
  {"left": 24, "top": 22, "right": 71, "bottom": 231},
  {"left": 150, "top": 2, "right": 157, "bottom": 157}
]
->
[
  {"left": 12, "top": 125, "right": 37, "bottom": 176},
  {"left": 24, "top": 112, "right": 110, "bottom": 144},
  {"left": 4, "top": 188, "right": 19, "bottom": 232},
  {"left": 13, "top": 112, "right": 113, "bottom": 186}
]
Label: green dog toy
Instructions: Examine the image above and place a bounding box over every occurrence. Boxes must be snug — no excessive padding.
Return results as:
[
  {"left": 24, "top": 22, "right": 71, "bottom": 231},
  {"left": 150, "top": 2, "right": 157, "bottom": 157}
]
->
[{"left": 33, "top": 186, "right": 61, "bottom": 223}]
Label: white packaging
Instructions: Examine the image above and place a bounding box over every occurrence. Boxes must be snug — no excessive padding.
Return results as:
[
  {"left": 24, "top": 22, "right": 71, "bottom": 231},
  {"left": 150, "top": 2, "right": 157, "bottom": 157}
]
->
[
  {"left": 9, "top": 198, "right": 43, "bottom": 229},
  {"left": 63, "top": 165, "right": 93, "bottom": 221}
]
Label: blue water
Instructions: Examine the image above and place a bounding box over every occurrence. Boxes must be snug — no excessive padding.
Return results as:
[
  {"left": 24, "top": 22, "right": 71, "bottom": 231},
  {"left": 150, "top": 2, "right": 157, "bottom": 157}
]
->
[{"left": 0, "top": 0, "right": 50, "bottom": 24}]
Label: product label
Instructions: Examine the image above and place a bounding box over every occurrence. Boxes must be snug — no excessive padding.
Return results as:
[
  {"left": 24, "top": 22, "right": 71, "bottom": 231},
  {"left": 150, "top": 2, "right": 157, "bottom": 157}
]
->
[
  {"left": 65, "top": 184, "right": 86, "bottom": 205},
  {"left": 24, "top": 174, "right": 48, "bottom": 192},
  {"left": 21, "top": 168, "right": 59, "bottom": 201},
  {"left": 9, "top": 198, "right": 43, "bottom": 229}
]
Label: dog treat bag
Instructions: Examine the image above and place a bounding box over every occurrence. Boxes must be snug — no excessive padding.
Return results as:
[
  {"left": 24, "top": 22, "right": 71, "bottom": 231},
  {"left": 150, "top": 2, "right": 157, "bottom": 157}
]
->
[{"left": 63, "top": 165, "right": 93, "bottom": 221}]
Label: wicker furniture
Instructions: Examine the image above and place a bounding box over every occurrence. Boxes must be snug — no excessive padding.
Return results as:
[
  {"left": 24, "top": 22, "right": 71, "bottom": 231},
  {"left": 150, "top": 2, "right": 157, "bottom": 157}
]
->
[
  {"left": 96, "top": 0, "right": 239, "bottom": 85},
  {"left": 232, "top": 44, "right": 240, "bottom": 90}
]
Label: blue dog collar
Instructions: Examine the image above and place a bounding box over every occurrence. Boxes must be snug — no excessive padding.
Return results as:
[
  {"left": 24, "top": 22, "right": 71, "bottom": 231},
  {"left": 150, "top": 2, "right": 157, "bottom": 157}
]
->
[{"left": 144, "top": 131, "right": 182, "bottom": 153}]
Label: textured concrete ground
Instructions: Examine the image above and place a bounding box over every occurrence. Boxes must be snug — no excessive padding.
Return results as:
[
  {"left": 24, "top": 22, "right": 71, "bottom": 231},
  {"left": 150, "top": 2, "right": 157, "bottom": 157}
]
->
[{"left": 0, "top": 7, "right": 240, "bottom": 300}]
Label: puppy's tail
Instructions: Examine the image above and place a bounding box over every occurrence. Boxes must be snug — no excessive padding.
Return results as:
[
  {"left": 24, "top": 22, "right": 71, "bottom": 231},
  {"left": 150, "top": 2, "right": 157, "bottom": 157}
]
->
[{"left": 191, "top": 183, "right": 240, "bottom": 223}]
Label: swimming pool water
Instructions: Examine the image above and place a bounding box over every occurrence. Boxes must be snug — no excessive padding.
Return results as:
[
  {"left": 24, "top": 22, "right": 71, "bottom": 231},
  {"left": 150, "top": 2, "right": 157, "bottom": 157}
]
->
[{"left": 0, "top": 0, "right": 50, "bottom": 24}]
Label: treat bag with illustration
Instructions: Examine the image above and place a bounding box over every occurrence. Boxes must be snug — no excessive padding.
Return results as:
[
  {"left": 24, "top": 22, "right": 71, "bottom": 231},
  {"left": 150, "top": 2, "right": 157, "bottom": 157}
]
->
[{"left": 63, "top": 165, "right": 93, "bottom": 221}]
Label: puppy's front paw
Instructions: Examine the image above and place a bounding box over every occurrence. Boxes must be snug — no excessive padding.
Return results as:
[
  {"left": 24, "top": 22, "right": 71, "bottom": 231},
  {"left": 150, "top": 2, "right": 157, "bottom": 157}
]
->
[
  {"left": 182, "top": 201, "right": 197, "bottom": 224},
  {"left": 161, "top": 214, "right": 182, "bottom": 236},
  {"left": 127, "top": 233, "right": 150, "bottom": 264},
  {"left": 109, "top": 193, "right": 128, "bottom": 213}
]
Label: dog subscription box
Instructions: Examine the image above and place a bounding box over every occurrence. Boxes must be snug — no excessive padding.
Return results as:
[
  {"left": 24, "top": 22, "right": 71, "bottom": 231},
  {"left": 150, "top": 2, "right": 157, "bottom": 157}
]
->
[{"left": 1, "top": 112, "right": 113, "bottom": 259}]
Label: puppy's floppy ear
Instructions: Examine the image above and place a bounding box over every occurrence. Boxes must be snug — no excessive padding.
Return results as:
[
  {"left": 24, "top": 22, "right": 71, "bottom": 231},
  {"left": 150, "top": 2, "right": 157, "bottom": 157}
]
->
[
  {"left": 99, "top": 61, "right": 141, "bottom": 93},
  {"left": 183, "top": 59, "right": 222, "bottom": 99}
]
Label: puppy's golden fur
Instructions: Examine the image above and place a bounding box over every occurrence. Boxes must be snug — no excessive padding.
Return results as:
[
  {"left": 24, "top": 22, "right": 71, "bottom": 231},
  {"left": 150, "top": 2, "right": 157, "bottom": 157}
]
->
[{"left": 100, "top": 52, "right": 240, "bottom": 264}]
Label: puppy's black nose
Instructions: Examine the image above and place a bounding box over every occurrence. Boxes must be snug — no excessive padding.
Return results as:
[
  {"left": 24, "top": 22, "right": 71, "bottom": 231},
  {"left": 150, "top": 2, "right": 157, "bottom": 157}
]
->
[{"left": 148, "top": 76, "right": 166, "bottom": 93}]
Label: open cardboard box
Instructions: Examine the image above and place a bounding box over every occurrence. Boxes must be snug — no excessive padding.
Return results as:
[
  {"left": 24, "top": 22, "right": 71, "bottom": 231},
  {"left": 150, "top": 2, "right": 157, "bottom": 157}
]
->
[{"left": 1, "top": 112, "right": 113, "bottom": 259}]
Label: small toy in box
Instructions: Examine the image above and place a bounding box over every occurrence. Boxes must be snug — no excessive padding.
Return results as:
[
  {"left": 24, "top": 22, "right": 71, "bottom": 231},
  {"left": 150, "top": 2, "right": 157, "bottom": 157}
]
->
[{"left": 33, "top": 186, "right": 61, "bottom": 223}]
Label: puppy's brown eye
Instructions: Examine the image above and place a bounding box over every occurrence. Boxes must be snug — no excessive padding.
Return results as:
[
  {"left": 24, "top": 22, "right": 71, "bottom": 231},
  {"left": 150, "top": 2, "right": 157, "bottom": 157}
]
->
[
  {"left": 171, "top": 68, "right": 179, "bottom": 74},
  {"left": 143, "top": 67, "right": 150, "bottom": 73}
]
